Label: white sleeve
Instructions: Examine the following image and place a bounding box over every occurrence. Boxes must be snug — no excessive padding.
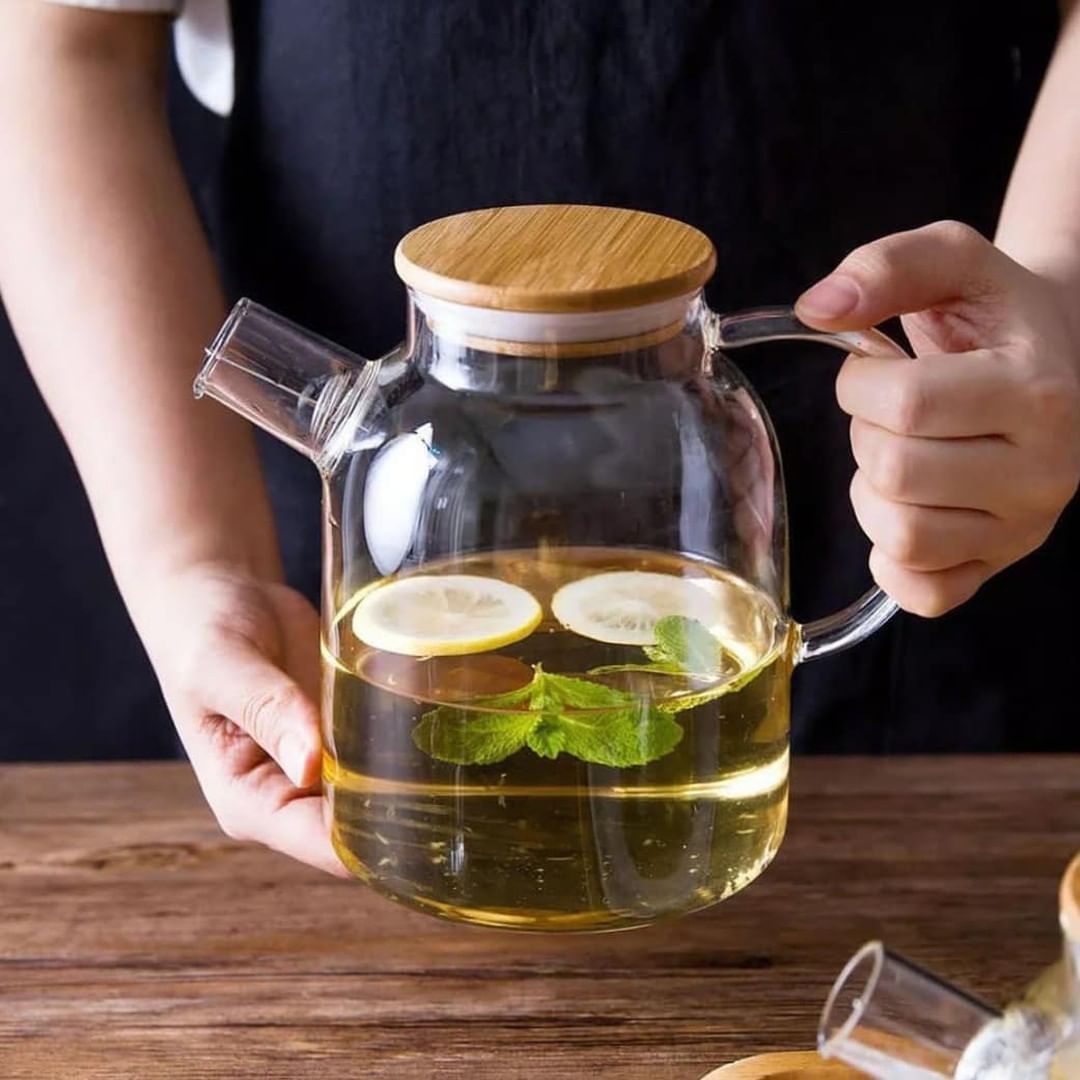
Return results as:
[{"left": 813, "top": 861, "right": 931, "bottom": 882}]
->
[
  {"left": 36, "top": 0, "right": 182, "bottom": 12},
  {"left": 32, "top": 0, "right": 234, "bottom": 117}
]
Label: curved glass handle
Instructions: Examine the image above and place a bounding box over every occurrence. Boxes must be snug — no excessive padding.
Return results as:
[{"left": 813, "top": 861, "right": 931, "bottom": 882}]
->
[{"left": 713, "top": 305, "right": 911, "bottom": 663}]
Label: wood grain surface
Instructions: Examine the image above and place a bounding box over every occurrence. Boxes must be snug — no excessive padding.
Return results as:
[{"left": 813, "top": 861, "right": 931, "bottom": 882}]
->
[
  {"left": 1, "top": 757, "right": 1077, "bottom": 1080},
  {"left": 394, "top": 205, "right": 716, "bottom": 311}
]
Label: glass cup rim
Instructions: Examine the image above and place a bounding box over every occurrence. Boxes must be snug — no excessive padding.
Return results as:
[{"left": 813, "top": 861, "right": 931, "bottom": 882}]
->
[{"left": 818, "top": 939, "right": 886, "bottom": 1057}]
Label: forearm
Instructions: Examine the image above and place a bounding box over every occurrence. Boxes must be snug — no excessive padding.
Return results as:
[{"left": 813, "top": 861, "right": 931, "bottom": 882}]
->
[
  {"left": 995, "top": 1, "right": 1080, "bottom": 299},
  {"left": 0, "top": 4, "right": 280, "bottom": 633}
]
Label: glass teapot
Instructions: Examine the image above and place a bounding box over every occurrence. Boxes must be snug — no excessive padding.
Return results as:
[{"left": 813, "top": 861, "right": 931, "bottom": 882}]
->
[{"left": 195, "top": 205, "right": 907, "bottom": 931}]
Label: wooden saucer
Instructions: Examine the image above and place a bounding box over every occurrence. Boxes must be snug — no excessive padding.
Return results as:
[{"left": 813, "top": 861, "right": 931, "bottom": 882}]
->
[
  {"left": 699, "top": 1051, "right": 859, "bottom": 1078},
  {"left": 1060, "top": 851, "right": 1080, "bottom": 944}
]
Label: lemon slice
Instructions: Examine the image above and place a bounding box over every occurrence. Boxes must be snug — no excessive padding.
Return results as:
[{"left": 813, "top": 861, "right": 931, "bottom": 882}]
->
[
  {"left": 551, "top": 570, "right": 724, "bottom": 646},
  {"left": 351, "top": 574, "right": 542, "bottom": 657}
]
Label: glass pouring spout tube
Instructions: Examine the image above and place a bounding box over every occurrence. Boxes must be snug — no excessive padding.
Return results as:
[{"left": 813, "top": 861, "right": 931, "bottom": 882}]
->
[
  {"left": 818, "top": 942, "right": 1068, "bottom": 1079},
  {"left": 193, "top": 300, "right": 385, "bottom": 475}
]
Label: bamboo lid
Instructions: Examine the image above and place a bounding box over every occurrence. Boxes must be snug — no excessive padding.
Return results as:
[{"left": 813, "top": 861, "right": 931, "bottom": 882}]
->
[
  {"left": 1060, "top": 851, "right": 1080, "bottom": 943},
  {"left": 394, "top": 205, "right": 716, "bottom": 313}
]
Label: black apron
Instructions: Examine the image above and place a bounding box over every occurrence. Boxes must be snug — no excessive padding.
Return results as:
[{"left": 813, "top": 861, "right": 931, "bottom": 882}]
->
[{"left": 217, "top": 0, "right": 1076, "bottom": 752}]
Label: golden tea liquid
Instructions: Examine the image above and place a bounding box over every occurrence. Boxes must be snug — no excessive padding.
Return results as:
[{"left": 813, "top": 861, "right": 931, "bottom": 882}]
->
[{"left": 322, "top": 547, "right": 791, "bottom": 931}]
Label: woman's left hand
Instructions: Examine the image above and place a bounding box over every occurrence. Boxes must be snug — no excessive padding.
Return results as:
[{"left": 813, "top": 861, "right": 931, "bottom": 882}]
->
[{"left": 795, "top": 220, "right": 1080, "bottom": 616}]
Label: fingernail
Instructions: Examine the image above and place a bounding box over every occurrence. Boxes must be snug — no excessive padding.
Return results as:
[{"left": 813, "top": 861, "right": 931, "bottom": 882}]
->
[
  {"left": 798, "top": 275, "right": 860, "bottom": 320},
  {"left": 280, "top": 733, "right": 312, "bottom": 787}
]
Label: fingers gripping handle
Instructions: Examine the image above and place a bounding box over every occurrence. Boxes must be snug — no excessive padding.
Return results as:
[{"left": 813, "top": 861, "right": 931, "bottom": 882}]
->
[{"left": 714, "top": 306, "right": 911, "bottom": 663}]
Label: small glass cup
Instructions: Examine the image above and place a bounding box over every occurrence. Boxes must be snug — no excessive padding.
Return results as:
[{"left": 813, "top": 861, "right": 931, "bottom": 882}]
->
[{"left": 818, "top": 942, "right": 1000, "bottom": 1079}]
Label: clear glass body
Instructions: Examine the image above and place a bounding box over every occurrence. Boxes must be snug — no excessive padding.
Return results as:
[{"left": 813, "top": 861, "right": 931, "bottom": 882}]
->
[
  {"left": 321, "top": 299, "right": 793, "bottom": 930},
  {"left": 196, "top": 293, "right": 906, "bottom": 931}
]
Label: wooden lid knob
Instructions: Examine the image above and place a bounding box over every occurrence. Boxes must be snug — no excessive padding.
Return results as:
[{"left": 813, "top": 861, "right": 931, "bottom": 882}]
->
[
  {"left": 1060, "top": 851, "right": 1080, "bottom": 943},
  {"left": 394, "top": 204, "right": 716, "bottom": 313}
]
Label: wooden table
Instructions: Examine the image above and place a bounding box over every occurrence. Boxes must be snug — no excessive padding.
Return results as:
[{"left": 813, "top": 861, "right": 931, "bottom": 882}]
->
[{"left": 1, "top": 758, "right": 1077, "bottom": 1080}]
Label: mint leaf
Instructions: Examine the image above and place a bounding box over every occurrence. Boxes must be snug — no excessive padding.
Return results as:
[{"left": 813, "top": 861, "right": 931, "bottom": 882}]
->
[
  {"left": 586, "top": 616, "right": 738, "bottom": 682},
  {"left": 534, "top": 670, "right": 684, "bottom": 764},
  {"left": 558, "top": 700, "right": 683, "bottom": 768},
  {"left": 462, "top": 680, "right": 537, "bottom": 710},
  {"left": 413, "top": 706, "right": 538, "bottom": 765},
  {"left": 588, "top": 662, "right": 679, "bottom": 675},
  {"left": 645, "top": 615, "right": 737, "bottom": 676},
  {"left": 533, "top": 669, "right": 683, "bottom": 767},
  {"left": 411, "top": 665, "right": 684, "bottom": 768},
  {"left": 542, "top": 670, "right": 633, "bottom": 709},
  {"left": 526, "top": 717, "right": 567, "bottom": 759}
]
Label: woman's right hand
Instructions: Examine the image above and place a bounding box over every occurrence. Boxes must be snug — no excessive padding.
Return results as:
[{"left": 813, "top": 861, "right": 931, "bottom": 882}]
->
[{"left": 140, "top": 563, "right": 348, "bottom": 876}]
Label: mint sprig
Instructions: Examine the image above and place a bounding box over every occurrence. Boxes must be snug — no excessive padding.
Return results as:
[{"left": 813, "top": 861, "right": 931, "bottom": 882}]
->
[
  {"left": 411, "top": 617, "right": 741, "bottom": 768},
  {"left": 592, "top": 615, "right": 740, "bottom": 679},
  {"left": 412, "top": 664, "right": 683, "bottom": 768}
]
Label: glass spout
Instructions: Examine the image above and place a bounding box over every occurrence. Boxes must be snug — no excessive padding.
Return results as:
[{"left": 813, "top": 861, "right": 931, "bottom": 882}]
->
[{"left": 194, "top": 299, "right": 380, "bottom": 474}]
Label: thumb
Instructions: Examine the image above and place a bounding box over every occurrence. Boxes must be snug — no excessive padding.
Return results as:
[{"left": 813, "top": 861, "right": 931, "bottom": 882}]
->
[
  {"left": 795, "top": 220, "right": 1015, "bottom": 330},
  {"left": 201, "top": 634, "right": 322, "bottom": 788}
]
